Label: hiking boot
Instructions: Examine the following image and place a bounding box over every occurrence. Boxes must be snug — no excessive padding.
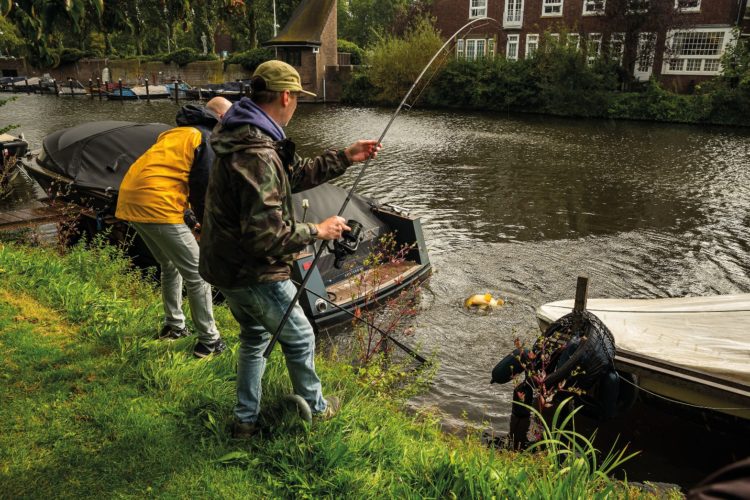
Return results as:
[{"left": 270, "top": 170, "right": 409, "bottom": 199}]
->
[
  {"left": 193, "top": 338, "right": 227, "bottom": 358},
  {"left": 157, "top": 324, "right": 190, "bottom": 341},
  {"left": 314, "top": 396, "right": 341, "bottom": 420},
  {"left": 231, "top": 420, "right": 260, "bottom": 439}
]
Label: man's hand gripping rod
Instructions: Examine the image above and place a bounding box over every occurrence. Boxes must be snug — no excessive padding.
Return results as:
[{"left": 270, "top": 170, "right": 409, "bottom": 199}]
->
[{"left": 263, "top": 17, "right": 496, "bottom": 359}]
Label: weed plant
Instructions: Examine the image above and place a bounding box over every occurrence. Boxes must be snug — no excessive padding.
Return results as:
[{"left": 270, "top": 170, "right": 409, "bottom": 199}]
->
[{"left": 0, "top": 239, "right": 673, "bottom": 498}]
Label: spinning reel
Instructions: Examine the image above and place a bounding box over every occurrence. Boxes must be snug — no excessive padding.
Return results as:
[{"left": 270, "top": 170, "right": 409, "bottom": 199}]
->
[{"left": 330, "top": 219, "right": 364, "bottom": 269}]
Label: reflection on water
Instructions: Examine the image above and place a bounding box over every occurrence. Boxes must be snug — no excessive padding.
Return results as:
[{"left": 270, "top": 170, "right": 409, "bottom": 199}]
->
[{"left": 4, "top": 95, "right": 750, "bottom": 486}]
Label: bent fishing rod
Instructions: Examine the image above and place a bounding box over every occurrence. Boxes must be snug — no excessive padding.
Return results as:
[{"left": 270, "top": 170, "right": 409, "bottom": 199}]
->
[{"left": 264, "top": 17, "right": 498, "bottom": 359}]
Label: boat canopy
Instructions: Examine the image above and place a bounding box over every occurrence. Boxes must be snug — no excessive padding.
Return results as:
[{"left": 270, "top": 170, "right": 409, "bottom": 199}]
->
[{"left": 38, "top": 121, "right": 171, "bottom": 191}]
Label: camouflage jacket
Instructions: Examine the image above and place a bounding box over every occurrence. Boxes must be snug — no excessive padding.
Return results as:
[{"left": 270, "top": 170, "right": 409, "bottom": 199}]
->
[{"left": 199, "top": 123, "right": 351, "bottom": 287}]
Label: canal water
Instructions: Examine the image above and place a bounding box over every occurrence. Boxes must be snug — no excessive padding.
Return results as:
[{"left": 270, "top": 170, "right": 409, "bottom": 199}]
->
[{"left": 3, "top": 95, "right": 750, "bottom": 487}]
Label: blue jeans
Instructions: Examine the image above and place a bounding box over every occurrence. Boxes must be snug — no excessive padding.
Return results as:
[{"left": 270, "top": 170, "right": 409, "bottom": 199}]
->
[
  {"left": 132, "top": 222, "right": 220, "bottom": 345},
  {"left": 220, "top": 280, "right": 327, "bottom": 424}
]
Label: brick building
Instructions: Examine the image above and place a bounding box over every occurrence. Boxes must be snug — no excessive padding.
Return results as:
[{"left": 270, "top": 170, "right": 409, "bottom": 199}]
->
[
  {"left": 431, "top": 0, "right": 750, "bottom": 91},
  {"left": 264, "top": 0, "right": 339, "bottom": 101}
]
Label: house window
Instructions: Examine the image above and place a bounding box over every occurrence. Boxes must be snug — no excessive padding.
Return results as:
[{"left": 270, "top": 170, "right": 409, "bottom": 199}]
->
[
  {"left": 587, "top": 33, "right": 602, "bottom": 63},
  {"left": 663, "top": 28, "right": 731, "bottom": 75},
  {"left": 459, "top": 38, "right": 489, "bottom": 60},
  {"left": 504, "top": 0, "right": 524, "bottom": 27},
  {"left": 526, "top": 34, "right": 539, "bottom": 57},
  {"left": 583, "top": 0, "right": 605, "bottom": 15},
  {"left": 280, "top": 48, "right": 302, "bottom": 67},
  {"left": 634, "top": 32, "right": 656, "bottom": 80},
  {"left": 627, "top": 0, "right": 649, "bottom": 13},
  {"left": 568, "top": 33, "right": 580, "bottom": 49},
  {"left": 609, "top": 33, "right": 626, "bottom": 63},
  {"left": 675, "top": 0, "right": 700, "bottom": 12},
  {"left": 488, "top": 38, "right": 495, "bottom": 56},
  {"left": 507, "top": 34, "right": 520, "bottom": 60},
  {"left": 542, "top": 0, "right": 563, "bottom": 16},
  {"left": 470, "top": 0, "right": 488, "bottom": 18},
  {"left": 745, "top": 5, "right": 750, "bottom": 18}
]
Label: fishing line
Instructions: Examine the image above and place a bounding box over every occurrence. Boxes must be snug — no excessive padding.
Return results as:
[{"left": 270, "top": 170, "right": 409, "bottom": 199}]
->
[
  {"left": 264, "top": 17, "right": 499, "bottom": 358},
  {"left": 290, "top": 279, "right": 428, "bottom": 364},
  {"left": 617, "top": 373, "right": 750, "bottom": 413}
]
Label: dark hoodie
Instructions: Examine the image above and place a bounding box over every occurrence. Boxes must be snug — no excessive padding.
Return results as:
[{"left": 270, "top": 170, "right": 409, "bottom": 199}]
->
[
  {"left": 175, "top": 104, "right": 219, "bottom": 222},
  {"left": 199, "top": 104, "right": 352, "bottom": 287}
]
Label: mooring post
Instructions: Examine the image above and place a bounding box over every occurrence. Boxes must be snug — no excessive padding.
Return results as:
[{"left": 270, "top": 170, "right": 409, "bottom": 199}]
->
[
  {"left": 96, "top": 77, "right": 102, "bottom": 100},
  {"left": 572, "top": 276, "right": 589, "bottom": 333},
  {"left": 68, "top": 78, "right": 74, "bottom": 97},
  {"left": 53, "top": 79, "right": 58, "bottom": 96},
  {"left": 38, "top": 79, "right": 43, "bottom": 94},
  {"left": 175, "top": 79, "right": 181, "bottom": 105},
  {"left": 24, "top": 77, "right": 29, "bottom": 94},
  {"left": 118, "top": 78, "right": 124, "bottom": 103},
  {"left": 145, "top": 78, "right": 150, "bottom": 101},
  {"left": 88, "top": 79, "right": 93, "bottom": 99}
]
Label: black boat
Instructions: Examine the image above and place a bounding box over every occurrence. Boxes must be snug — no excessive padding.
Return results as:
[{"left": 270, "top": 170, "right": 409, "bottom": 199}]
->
[
  {"left": 21, "top": 121, "right": 432, "bottom": 328},
  {"left": 1, "top": 132, "right": 29, "bottom": 194}
]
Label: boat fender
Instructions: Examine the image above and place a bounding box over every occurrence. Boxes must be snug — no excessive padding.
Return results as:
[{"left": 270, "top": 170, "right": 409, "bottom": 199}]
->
[{"left": 464, "top": 293, "right": 504, "bottom": 311}]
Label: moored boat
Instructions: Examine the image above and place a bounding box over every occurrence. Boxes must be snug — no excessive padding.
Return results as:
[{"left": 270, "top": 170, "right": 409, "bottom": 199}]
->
[
  {"left": 21, "top": 121, "right": 432, "bottom": 329},
  {"left": 536, "top": 295, "right": 750, "bottom": 420}
]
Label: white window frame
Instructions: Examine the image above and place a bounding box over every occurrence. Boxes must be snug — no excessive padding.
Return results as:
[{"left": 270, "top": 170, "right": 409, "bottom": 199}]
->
[
  {"left": 458, "top": 38, "right": 491, "bottom": 60},
  {"left": 470, "top": 0, "right": 488, "bottom": 18},
  {"left": 634, "top": 32, "right": 656, "bottom": 81},
  {"left": 609, "top": 33, "right": 626, "bottom": 64},
  {"left": 568, "top": 33, "right": 580, "bottom": 50},
  {"left": 662, "top": 27, "right": 733, "bottom": 75},
  {"left": 526, "top": 34, "right": 539, "bottom": 57},
  {"left": 542, "top": 0, "right": 563, "bottom": 17},
  {"left": 582, "top": 0, "right": 605, "bottom": 16},
  {"left": 675, "top": 0, "right": 700, "bottom": 12},
  {"left": 504, "top": 0, "right": 524, "bottom": 28},
  {"left": 506, "top": 34, "right": 520, "bottom": 60},
  {"left": 586, "top": 33, "right": 602, "bottom": 64}
]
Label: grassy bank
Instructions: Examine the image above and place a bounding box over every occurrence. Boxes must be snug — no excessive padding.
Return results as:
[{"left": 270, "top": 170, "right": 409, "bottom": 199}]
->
[{"left": 0, "top": 240, "right": 672, "bottom": 498}]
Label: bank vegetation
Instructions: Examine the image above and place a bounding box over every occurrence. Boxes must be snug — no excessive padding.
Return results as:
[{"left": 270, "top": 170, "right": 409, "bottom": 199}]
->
[
  {"left": 343, "top": 20, "right": 750, "bottom": 127},
  {"left": 0, "top": 234, "right": 682, "bottom": 498}
]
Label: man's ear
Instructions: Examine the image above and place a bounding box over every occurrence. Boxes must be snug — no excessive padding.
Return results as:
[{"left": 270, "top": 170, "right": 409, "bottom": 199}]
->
[{"left": 281, "top": 90, "right": 291, "bottom": 107}]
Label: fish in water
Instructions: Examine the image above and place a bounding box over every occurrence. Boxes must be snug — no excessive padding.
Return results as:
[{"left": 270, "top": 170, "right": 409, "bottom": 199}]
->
[{"left": 464, "top": 293, "right": 504, "bottom": 311}]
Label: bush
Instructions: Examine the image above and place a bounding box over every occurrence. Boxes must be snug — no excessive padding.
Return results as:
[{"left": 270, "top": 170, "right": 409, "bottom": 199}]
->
[
  {"left": 58, "top": 48, "right": 100, "bottom": 64},
  {"left": 367, "top": 17, "right": 444, "bottom": 104},
  {"left": 337, "top": 39, "right": 365, "bottom": 65},
  {"left": 341, "top": 70, "right": 377, "bottom": 105},
  {"left": 162, "top": 48, "right": 218, "bottom": 67},
  {"left": 224, "top": 47, "right": 273, "bottom": 71}
]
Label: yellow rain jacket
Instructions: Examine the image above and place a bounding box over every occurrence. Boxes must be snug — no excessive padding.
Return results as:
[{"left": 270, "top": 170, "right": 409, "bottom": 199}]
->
[{"left": 116, "top": 127, "right": 202, "bottom": 224}]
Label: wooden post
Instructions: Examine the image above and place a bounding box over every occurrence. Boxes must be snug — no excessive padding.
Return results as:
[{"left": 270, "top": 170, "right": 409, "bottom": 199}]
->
[
  {"left": 175, "top": 78, "right": 181, "bottom": 105},
  {"left": 38, "top": 79, "right": 43, "bottom": 94},
  {"left": 96, "top": 77, "right": 102, "bottom": 100},
  {"left": 88, "top": 79, "right": 93, "bottom": 99},
  {"left": 68, "top": 78, "right": 74, "bottom": 97},
  {"left": 53, "top": 79, "right": 58, "bottom": 96},
  {"left": 145, "top": 78, "right": 150, "bottom": 102},
  {"left": 572, "top": 276, "right": 589, "bottom": 334},
  {"left": 118, "top": 78, "right": 124, "bottom": 103},
  {"left": 24, "top": 77, "right": 29, "bottom": 94}
]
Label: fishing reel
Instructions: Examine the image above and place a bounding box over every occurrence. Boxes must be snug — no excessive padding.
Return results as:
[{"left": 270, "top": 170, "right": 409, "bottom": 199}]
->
[{"left": 330, "top": 219, "right": 363, "bottom": 269}]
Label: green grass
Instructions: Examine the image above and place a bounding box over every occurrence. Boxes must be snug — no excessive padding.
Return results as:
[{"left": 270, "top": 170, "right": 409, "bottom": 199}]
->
[{"left": 0, "top": 240, "right": 672, "bottom": 499}]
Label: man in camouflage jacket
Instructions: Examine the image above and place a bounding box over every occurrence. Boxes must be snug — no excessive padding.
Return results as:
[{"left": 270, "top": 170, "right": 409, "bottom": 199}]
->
[{"left": 199, "top": 60, "right": 380, "bottom": 438}]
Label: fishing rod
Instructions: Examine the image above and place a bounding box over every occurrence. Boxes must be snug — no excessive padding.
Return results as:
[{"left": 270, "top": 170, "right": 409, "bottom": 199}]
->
[
  {"left": 264, "top": 17, "right": 499, "bottom": 359},
  {"left": 290, "top": 279, "right": 428, "bottom": 364}
]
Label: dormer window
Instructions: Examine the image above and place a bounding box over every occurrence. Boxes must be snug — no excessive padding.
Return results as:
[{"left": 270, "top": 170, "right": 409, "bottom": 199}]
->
[
  {"left": 627, "top": 0, "right": 649, "bottom": 13},
  {"left": 470, "top": 0, "right": 488, "bottom": 18}
]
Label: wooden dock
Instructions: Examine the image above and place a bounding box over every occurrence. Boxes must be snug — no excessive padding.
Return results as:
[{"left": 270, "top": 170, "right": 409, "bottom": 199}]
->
[{"left": 0, "top": 201, "right": 65, "bottom": 232}]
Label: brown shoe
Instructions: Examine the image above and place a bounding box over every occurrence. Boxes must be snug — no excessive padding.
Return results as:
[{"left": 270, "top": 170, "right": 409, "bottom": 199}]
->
[
  {"left": 231, "top": 420, "right": 260, "bottom": 439},
  {"left": 315, "top": 396, "right": 341, "bottom": 420}
]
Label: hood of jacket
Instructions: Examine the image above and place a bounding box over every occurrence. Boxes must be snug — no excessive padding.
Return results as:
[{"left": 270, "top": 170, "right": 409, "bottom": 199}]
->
[
  {"left": 210, "top": 120, "right": 279, "bottom": 157},
  {"left": 175, "top": 104, "right": 219, "bottom": 129},
  {"left": 221, "top": 97, "right": 285, "bottom": 141}
]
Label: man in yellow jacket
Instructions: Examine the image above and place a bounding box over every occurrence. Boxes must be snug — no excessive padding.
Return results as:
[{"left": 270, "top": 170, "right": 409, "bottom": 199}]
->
[{"left": 116, "top": 97, "right": 232, "bottom": 358}]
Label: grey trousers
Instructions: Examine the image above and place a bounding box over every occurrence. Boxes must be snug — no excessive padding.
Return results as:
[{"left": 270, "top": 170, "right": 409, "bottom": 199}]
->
[{"left": 132, "top": 222, "right": 220, "bottom": 344}]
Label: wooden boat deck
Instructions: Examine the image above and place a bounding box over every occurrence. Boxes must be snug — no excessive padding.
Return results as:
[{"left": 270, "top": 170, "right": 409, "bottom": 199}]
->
[
  {"left": 0, "top": 201, "right": 65, "bottom": 231},
  {"left": 327, "top": 261, "right": 422, "bottom": 306}
]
